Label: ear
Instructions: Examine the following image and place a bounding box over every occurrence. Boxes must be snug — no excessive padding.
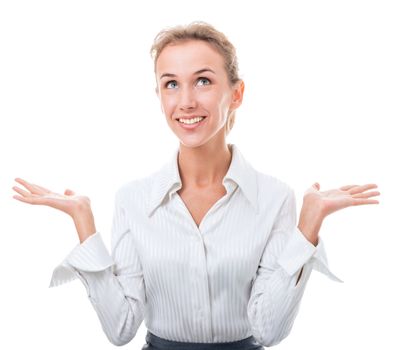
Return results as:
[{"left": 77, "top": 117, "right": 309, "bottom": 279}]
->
[{"left": 230, "top": 80, "right": 245, "bottom": 110}]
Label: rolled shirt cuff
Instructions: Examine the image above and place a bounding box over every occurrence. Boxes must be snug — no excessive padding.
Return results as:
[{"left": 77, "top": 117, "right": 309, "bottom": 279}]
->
[
  {"left": 277, "top": 226, "right": 343, "bottom": 283},
  {"left": 49, "top": 232, "right": 115, "bottom": 288}
]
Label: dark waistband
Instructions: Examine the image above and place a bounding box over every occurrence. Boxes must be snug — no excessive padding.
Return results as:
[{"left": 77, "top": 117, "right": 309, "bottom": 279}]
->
[{"left": 145, "top": 331, "right": 263, "bottom": 350}]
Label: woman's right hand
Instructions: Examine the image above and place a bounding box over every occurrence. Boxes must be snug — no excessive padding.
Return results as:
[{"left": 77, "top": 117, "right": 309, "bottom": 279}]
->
[
  {"left": 12, "top": 177, "right": 96, "bottom": 243},
  {"left": 12, "top": 177, "right": 90, "bottom": 217}
]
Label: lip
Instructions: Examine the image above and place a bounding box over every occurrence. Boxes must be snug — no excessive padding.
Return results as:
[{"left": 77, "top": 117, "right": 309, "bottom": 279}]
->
[{"left": 176, "top": 116, "right": 207, "bottom": 130}]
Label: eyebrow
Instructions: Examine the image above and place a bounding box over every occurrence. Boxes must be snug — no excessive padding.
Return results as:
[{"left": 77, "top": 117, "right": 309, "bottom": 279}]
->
[{"left": 159, "top": 68, "right": 216, "bottom": 80}]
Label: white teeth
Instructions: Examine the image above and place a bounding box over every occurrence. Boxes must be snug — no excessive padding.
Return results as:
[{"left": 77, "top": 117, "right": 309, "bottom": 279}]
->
[{"left": 178, "top": 116, "right": 205, "bottom": 124}]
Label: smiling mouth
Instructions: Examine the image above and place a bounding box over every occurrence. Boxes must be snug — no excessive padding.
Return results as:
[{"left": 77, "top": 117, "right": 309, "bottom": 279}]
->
[
  {"left": 175, "top": 116, "right": 207, "bottom": 130},
  {"left": 177, "top": 116, "right": 207, "bottom": 124}
]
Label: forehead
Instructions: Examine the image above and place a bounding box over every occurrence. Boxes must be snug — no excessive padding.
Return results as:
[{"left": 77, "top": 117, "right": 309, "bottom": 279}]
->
[{"left": 156, "top": 40, "right": 225, "bottom": 76}]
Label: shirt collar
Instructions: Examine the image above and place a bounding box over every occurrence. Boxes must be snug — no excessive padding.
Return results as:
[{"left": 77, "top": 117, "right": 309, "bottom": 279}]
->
[{"left": 146, "top": 143, "right": 258, "bottom": 217}]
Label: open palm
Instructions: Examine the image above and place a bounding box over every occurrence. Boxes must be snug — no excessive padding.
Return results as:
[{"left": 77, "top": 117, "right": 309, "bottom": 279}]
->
[
  {"left": 12, "top": 177, "right": 90, "bottom": 218},
  {"left": 305, "top": 182, "right": 380, "bottom": 218}
]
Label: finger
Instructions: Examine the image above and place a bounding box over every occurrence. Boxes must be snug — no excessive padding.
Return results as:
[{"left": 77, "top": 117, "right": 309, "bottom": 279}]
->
[
  {"left": 12, "top": 186, "right": 51, "bottom": 206},
  {"left": 13, "top": 195, "right": 28, "bottom": 203},
  {"left": 12, "top": 194, "right": 45, "bottom": 205},
  {"left": 348, "top": 183, "right": 378, "bottom": 195},
  {"left": 12, "top": 186, "right": 33, "bottom": 197},
  {"left": 15, "top": 177, "right": 51, "bottom": 194},
  {"left": 352, "top": 198, "right": 379, "bottom": 205},
  {"left": 352, "top": 191, "right": 380, "bottom": 199},
  {"left": 14, "top": 178, "right": 43, "bottom": 195},
  {"left": 31, "top": 183, "right": 51, "bottom": 193}
]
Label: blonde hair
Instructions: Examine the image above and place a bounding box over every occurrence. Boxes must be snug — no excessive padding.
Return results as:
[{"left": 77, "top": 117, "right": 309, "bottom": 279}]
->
[{"left": 150, "top": 21, "right": 241, "bottom": 136}]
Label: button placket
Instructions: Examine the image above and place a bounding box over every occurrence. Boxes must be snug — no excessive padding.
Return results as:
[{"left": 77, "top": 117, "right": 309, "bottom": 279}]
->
[
  {"left": 189, "top": 231, "right": 206, "bottom": 333},
  {"left": 175, "top": 186, "right": 237, "bottom": 340},
  {"left": 186, "top": 227, "right": 211, "bottom": 338},
  {"left": 197, "top": 233, "right": 213, "bottom": 338}
]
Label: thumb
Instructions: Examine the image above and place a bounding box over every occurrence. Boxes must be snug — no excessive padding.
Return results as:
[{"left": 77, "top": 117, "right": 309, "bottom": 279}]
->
[
  {"left": 312, "top": 182, "right": 320, "bottom": 190},
  {"left": 304, "top": 182, "right": 320, "bottom": 196},
  {"left": 64, "top": 189, "right": 75, "bottom": 196}
]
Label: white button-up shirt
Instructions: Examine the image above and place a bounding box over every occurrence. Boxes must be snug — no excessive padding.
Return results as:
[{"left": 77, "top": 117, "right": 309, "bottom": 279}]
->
[{"left": 49, "top": 143, "right": 342, "bottom": 347}]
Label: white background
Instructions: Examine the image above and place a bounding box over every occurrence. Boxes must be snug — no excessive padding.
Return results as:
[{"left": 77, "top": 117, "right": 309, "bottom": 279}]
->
[{"left": 1, "top": 0, "right": 398, "bottom": 348}]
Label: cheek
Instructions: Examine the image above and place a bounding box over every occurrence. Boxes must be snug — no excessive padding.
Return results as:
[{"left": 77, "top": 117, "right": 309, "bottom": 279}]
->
[
  {"left": 198, "top": 93, "right": 222, "bottom": 111},
  {"left": 220, "top": 90, "right": 233, "bottom": 105},
  {"left": 209, "top": 94, "right": 230, "bottom": 116},
  {"left": 159, "top": 97, "right": 171, "bottom": 114},
  {"left": 160, "top": 94, "right": 178, "bottom": 113},
  {"left": 208, "top": 89, "right": 230, "bottom": 106}
]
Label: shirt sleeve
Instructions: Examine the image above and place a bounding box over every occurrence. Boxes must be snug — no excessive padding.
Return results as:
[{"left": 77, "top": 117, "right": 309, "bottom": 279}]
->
[
  {"left": 247, "top": 187, "right": 343, "bottom": 347},
  {"left": 48, "top": 189, "right": 146, "bottom": 346}
]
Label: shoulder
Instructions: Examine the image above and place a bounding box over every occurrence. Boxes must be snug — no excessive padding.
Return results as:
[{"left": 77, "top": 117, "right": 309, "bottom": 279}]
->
[
  {"left": 113, "top": 174, "right": 155, "bottom": 208},
  {"left": 256, "top": 170, "right": 294, "bottom": 196},
  {"left": 254, "top": 169, "right": 296, "bottom": 209}
]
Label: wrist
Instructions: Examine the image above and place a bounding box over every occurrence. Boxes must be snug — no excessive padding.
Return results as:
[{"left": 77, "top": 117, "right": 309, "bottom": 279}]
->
[
  {"left": 72, "top": 207, "right": 96, "bottom": 243},
  {"left": 297, "top": 224, "right": 320, "bottom": 246},
  {"left": 298, "top": 204, "right": 324, "bottom": 246}
]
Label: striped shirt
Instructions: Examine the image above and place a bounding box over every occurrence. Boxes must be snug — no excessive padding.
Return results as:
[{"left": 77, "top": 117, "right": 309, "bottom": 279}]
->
[{"left": 49, "top": 143, "right": 342, "bottom": 347}]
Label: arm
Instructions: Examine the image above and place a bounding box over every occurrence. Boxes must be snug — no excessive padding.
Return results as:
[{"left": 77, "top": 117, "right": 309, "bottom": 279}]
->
[
  {"left": 247, "top": 188, "right": 342, "bottom": 347},
  {"left": 49, "top": 189, "right": 146, "bottom": 346},
  {"left": 294, "top": 181, "right": 380, "bottom": 284}
]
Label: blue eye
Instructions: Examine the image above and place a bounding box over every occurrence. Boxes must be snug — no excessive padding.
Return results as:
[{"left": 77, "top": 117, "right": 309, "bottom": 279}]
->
[
  {"left": 165, "top": 80, "right": 177, "bottom": 89},
  {"left": 164, "top": 77, "right": 211, "bottom": 89},
  {"left": 197, "top": 77, "right": 211, "bottom": 86}
]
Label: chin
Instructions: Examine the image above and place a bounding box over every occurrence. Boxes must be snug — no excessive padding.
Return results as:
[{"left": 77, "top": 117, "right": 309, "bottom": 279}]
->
[{"left": 177, "top": 139, "right": 205, "bottom": 148}]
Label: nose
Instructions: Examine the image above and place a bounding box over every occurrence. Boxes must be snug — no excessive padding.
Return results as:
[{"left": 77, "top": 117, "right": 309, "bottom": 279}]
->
[{"left": 178, "top": 86, "right": 197, "bottom": 111}]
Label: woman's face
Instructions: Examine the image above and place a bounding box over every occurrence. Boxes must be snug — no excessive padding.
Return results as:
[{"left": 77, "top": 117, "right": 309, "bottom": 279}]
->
[{"left": 155, "top": 39, "right": 244, "bottom": 148}]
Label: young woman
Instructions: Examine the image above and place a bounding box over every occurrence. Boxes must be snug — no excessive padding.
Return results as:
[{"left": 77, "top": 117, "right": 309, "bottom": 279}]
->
[{"left": 12, "top": 21, "right": 380, "bottom": 350}]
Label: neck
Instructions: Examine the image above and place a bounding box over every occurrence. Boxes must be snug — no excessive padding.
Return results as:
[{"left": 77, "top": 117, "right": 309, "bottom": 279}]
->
[{"left": 177, "top": 139, "right": 232, "bottom": 189}]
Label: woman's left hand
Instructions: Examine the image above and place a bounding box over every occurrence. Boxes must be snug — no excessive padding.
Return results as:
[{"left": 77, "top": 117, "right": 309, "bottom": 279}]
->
[
  {"left": 304, "top": 182, "right": 380, "bottom": 218},
  {"left": 297, "top": 182, "right": 380, "bottom": 245}
]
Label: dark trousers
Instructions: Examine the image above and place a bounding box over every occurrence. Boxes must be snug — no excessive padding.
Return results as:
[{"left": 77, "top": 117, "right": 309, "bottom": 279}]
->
[{"left": 142, "top": 331, "right": 264, "bottom": 350}]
